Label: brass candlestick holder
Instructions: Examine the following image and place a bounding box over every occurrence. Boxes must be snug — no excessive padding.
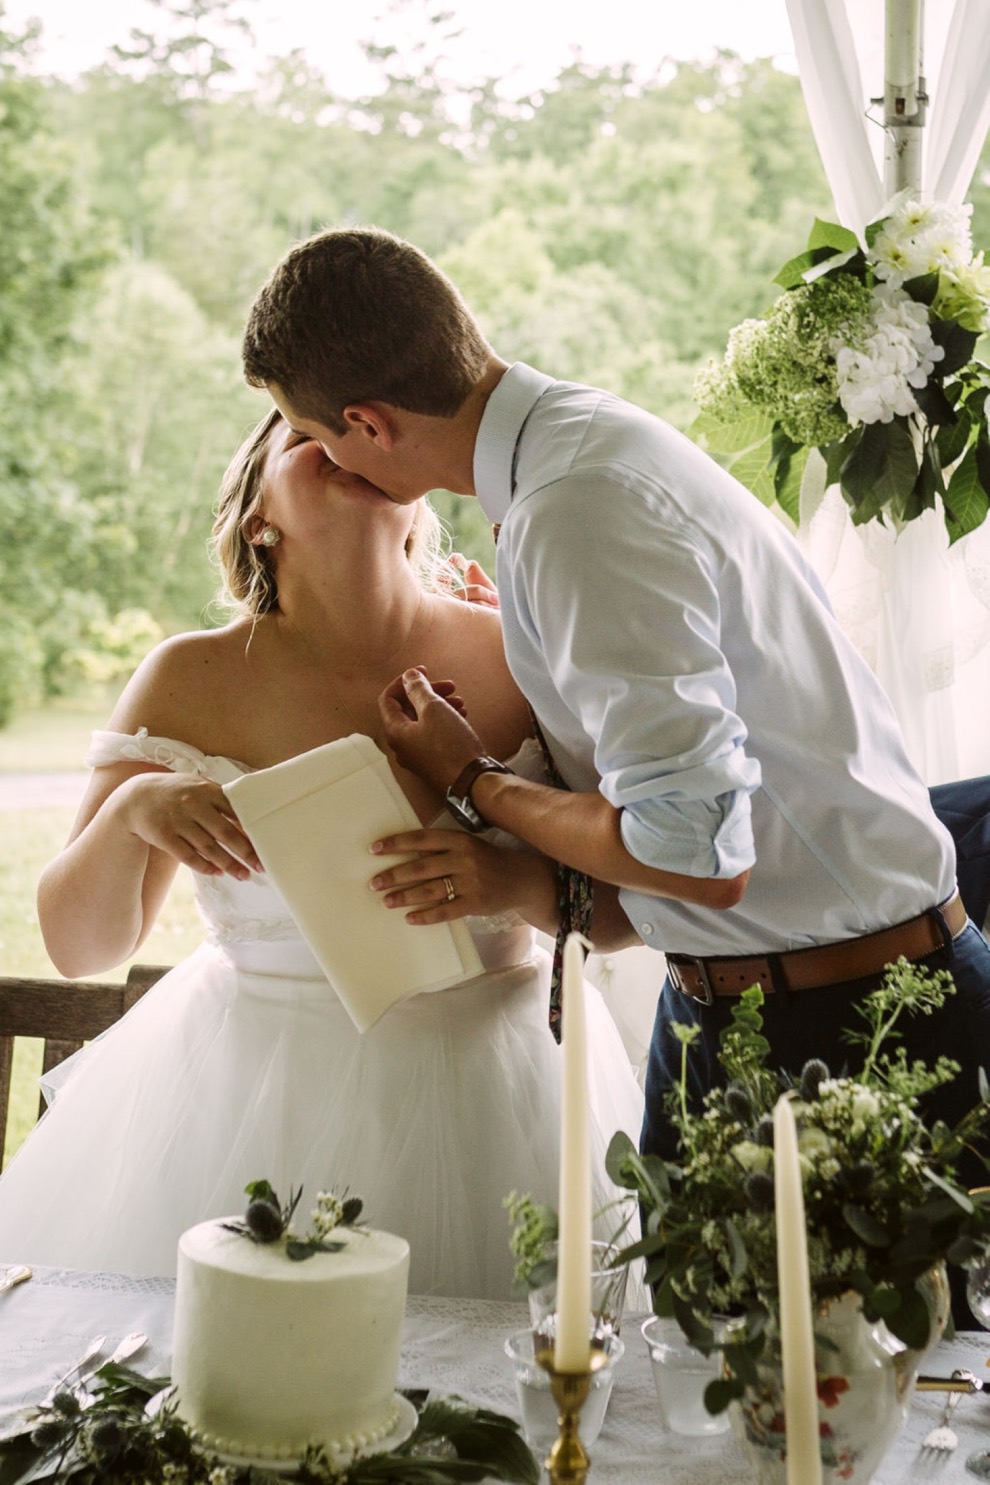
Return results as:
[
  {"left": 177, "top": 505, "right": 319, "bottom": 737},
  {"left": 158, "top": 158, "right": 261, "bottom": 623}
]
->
[{"left": 535, "top": 1347, "right": 608, "bottom": 1484}]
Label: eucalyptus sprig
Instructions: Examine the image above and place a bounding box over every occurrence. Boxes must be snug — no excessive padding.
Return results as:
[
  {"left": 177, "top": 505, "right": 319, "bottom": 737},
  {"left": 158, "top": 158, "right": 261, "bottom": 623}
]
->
[{"left": 606, "top": 958, "right": 990, "bottom": 1413}]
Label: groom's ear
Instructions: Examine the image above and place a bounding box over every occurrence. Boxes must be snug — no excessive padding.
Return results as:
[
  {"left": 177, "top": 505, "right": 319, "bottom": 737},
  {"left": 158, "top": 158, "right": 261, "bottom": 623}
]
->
[{"left": 340, "top": 401, "right": 398, "bottom": 450}]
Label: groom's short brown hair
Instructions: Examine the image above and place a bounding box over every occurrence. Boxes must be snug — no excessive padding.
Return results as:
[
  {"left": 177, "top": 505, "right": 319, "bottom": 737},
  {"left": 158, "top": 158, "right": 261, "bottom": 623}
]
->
[{"left": 242, "top": 227, "right": 491, "bottom": 434}]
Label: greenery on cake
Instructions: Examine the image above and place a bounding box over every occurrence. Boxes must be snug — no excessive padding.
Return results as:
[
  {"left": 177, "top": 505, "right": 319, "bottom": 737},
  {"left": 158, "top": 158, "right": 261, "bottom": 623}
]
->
[
  {"left": 221, "top": 1179, "right": 365, "bottom": 1262},
  {"left": 0, "top": 1365, "right": 540, "bottom": 1484}
]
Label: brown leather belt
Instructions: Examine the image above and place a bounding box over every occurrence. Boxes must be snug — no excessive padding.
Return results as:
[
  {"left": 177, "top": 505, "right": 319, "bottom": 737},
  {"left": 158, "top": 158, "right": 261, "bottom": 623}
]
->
[{"left": 666, "top": 889, "right": 967, "bottom": 1006}]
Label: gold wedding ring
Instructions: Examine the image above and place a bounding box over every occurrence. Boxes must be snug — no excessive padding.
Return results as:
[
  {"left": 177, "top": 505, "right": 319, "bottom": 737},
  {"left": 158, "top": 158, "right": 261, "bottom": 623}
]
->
[{"left": 442, "top": 875, "right": 456, "bottom": 902}]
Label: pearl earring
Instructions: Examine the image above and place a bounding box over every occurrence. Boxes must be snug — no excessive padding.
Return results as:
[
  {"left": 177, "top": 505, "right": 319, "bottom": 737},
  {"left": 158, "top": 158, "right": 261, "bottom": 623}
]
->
[{"left": 259, "top": 526, "right": 281, "bottom": 547}]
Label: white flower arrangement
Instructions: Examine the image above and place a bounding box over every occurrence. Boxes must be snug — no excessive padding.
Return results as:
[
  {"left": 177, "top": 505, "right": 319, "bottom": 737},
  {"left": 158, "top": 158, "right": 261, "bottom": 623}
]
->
[{"left": 693, "top": 195, "right": 990, "bottom": 540}]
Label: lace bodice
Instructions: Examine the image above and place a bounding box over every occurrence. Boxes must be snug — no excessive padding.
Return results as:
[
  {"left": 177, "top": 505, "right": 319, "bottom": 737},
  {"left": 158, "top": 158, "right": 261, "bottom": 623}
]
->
[{"left": 86, "top": 729, "right": 543, "bottom": 977}]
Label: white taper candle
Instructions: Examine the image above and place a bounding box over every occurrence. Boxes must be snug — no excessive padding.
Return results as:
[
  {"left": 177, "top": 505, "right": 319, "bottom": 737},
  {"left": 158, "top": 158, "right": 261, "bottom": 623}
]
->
[
  {"left": 774, "top": 1093, "right": 822, "bottom": 1485},
  {"left": 554, "top": 932, "right": 592, "bottom": 1372}
]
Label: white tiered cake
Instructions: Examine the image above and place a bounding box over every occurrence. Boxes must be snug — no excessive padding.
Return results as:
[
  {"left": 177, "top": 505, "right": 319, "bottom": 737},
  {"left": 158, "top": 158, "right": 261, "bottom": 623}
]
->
[{"left": 171, "top": 1216, "right": 410, "bottom": 1462}]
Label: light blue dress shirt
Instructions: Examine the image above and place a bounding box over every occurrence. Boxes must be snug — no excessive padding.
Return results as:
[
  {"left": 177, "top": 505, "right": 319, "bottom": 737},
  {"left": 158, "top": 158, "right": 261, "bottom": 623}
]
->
[{"left": 474, "top": 363, "right": 955, "bottom": 957}]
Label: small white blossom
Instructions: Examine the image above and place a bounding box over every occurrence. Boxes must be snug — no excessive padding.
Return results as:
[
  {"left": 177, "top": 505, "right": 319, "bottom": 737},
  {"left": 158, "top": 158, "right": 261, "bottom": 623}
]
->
[
  {"left": 309, "top": 1190, "right": 345, "bottom": 1240},
  {"left": 870, "top": 198, "right": 974, "bottom": 288}
]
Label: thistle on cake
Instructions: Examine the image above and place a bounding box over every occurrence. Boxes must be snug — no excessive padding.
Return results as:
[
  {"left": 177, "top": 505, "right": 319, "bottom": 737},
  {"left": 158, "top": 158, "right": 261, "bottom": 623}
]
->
[{"left": 221, "top": 1178, "right": 364, "bottom": 1261}]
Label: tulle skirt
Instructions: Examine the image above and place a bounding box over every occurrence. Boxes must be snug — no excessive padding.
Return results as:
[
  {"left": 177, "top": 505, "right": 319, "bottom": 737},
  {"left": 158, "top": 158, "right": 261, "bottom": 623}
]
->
[{"left": 0, "top": 942, "right": 644, "bottom": 1299}]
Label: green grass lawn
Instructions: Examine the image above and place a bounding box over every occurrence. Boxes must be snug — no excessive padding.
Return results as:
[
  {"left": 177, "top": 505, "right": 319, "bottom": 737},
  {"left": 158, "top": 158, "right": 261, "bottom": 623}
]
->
[
  {"left": 0, "top": 690, "right": 117, "bottom": 771},
  {"left": 2, "top": 694, "right": 203, "bottom": 1165}
]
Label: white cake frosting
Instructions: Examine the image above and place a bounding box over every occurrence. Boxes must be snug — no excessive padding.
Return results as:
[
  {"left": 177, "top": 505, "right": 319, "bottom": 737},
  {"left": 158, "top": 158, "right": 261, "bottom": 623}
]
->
[{"left": 171, "top": 1217, "right": 410, "bottom": 1461}]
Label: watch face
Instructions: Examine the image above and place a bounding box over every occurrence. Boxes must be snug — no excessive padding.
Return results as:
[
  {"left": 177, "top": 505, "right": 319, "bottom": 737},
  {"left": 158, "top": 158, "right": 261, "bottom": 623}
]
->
[{"left": 445, "top": 793, "right": 484, "bottom": 832}]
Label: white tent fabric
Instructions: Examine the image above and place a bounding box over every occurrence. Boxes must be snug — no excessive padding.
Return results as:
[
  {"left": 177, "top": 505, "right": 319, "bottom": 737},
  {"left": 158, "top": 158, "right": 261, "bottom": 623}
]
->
[{"left": 782, "top": 0, "right": 990, "bottom": 784}]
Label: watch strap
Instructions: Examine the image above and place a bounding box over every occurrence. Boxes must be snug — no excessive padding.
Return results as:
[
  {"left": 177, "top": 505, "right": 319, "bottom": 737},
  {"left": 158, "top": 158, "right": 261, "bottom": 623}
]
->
[{"left": 448, "top": 755, "right": 511, "bottom": 804}]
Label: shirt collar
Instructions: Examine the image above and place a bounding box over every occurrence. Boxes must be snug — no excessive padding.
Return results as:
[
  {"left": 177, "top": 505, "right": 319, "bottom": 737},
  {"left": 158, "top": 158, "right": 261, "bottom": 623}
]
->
[{"left": 474, "top": 362, "right": 555, "bottom": 523}]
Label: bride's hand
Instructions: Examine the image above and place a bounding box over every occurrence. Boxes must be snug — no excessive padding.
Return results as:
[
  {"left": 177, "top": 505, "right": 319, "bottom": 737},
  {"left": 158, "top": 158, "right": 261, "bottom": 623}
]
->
[
  {"left": 368, "top": 827, "right": 555, "bottom": 927},
  {"left": 116, "top": 773, "right": 262, "bottom": 879},
  {"left": 447, "top": 554, "right": 499, "bottom": 607}
]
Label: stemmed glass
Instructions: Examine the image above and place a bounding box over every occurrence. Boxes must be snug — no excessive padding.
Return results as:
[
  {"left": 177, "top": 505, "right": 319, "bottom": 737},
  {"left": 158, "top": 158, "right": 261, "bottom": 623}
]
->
[{"left": 963, "top": 1257, "right": 990, "bottom": 1478}]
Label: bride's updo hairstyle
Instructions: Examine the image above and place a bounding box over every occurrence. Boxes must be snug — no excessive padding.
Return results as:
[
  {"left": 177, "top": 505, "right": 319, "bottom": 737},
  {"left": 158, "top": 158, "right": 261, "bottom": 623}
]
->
[{"left": 211, "top": 407, "right": 447, "bottom": 618}]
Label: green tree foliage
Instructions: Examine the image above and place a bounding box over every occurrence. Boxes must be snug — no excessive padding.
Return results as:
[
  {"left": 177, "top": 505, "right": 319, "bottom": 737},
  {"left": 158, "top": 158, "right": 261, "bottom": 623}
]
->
[
  {"left": 0, "top": 14, "right": 110, "bottom": 721},
  {"left": 0, "top": 0, "right": 856, "bottom": 720}
]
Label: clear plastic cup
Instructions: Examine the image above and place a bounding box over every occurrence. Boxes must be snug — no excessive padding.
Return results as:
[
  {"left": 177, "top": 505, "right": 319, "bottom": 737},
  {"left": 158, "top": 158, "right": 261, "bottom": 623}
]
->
[
  {"left": 641, "top": 1316, "right": 731, "bottom": 1437},
  {"left": 503, "top": 1328, "right": 624, "bottom": 1450},
  {"left": 527, "top": 1240, "right": 630, "bottom": 1351}
]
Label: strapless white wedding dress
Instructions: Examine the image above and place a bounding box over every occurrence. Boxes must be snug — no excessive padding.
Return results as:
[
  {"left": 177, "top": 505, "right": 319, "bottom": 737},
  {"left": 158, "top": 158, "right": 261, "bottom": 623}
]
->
[{"left": 0, "top": 732, "right": 645, "bottom": 1298}]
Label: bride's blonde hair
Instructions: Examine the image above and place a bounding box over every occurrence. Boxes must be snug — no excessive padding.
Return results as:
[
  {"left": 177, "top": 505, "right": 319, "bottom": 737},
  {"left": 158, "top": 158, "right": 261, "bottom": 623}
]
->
[{"left": 211, "top": 407, "right": 447, "bottom": 616}]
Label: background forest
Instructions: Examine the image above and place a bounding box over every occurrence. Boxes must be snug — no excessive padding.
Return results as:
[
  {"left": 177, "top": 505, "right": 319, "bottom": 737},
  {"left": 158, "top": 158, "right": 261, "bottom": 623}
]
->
[{"left": 3, "top": 0, "right": 990, "bottom": 728}]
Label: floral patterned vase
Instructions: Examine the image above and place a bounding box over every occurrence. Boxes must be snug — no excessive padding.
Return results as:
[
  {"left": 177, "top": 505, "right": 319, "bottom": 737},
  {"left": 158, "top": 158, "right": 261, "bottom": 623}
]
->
[{"left": 729, "top": 1268, "right": 948, "bottom": 1485}]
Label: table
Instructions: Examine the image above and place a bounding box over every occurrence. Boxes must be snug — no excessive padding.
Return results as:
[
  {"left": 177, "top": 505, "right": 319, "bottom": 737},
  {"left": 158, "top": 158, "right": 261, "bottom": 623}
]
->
[{"left": 2, "top": 1265, "right": 990, "bottom": 1481}]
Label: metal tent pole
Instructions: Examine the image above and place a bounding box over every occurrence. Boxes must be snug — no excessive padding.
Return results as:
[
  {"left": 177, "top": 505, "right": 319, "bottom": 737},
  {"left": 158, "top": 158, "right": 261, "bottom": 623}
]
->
[{"left": 884, "top": 0, "right": 926, "bottom": 194}]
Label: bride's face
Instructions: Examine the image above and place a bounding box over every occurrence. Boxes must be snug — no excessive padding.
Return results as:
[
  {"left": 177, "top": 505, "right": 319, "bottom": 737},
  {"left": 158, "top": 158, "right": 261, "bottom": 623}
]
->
[{"left": 260, "top": 421, "right": 417, "bottom": 552}]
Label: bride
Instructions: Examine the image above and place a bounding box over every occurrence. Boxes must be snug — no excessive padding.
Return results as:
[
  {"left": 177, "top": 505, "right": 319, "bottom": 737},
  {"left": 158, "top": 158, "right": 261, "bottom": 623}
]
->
[{"left": 0, "top": 408, "right": 645, "bottom": 1296}]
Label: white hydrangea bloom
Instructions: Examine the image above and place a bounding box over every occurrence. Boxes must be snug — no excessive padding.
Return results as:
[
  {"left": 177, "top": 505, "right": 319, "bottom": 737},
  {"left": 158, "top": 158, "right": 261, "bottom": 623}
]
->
[{"left": 832, "top": 285, "right": 944, "bottom": 425}]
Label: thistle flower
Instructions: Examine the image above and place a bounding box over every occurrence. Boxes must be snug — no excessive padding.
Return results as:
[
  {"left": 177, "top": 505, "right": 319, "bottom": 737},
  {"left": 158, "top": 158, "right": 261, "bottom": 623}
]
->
[
  {"left": 799, "top": 1059, "right": 830, "bottom": 1102},
  {"left": 244, "top": 1198, "right": 286, "bottom": 1243}
]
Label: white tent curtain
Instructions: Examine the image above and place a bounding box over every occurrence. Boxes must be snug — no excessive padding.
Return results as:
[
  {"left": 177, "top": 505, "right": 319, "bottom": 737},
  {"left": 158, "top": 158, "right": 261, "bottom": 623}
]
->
[{"left": 782, "top": 0, "right": 990, "bottom": 784}]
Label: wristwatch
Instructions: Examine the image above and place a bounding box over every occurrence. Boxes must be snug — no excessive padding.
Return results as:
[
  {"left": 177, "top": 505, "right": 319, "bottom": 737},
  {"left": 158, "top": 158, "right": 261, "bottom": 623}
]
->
[{"left": 445, "top": 756, "right": 513, "bottom": 833}]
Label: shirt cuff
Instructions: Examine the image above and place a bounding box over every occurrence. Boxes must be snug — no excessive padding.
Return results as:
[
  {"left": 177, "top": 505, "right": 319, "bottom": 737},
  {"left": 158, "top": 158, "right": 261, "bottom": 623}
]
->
[{"left": 619, "top": 790, "right": 756, "bottom": 879}]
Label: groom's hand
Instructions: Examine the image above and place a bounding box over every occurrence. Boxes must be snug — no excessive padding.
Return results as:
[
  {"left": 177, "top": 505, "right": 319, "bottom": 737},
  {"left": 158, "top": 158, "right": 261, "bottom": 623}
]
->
[{"left": 379, "top": 668, "right": 483, "bottom": 793}]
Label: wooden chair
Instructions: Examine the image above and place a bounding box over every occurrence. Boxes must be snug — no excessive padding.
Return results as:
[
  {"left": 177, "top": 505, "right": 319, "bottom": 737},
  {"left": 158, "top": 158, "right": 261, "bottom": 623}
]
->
[{"left": 0, "top": 963, "right": 169, "bottom": 1169}]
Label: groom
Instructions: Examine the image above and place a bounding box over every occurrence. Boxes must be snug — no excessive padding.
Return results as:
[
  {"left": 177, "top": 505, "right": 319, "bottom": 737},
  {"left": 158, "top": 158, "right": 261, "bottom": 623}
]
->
[{"left": 241, "top": 225, "right": 990, "bottom": 1164}]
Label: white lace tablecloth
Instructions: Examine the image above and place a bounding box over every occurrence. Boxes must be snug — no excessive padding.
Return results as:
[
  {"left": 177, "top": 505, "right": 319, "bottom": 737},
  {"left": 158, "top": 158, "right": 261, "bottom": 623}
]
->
[{"left": 2, "top": 1263, "right": 990, "bottom": 1481}]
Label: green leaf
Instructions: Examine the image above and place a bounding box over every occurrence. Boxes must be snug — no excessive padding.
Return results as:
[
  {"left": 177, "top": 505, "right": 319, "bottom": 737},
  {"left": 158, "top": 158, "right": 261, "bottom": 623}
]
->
[
  {"left": 703, "top": 1377, "right": 741, "bottom": 1414},
  {"left": 905, "top": 443, "right": 941, "bottom": 520},
  {"left": 774, "top": 444, "right": 810, "bottom": 525},
  {"left": 935, "top": 406, "right": 973, "bottom": 468},
  {"left": 689, "top": 408, "right": 775, "bottom": 454},
  {"left": 728, "top": 436, "right": 775, "bottom": 505},
  {"left": 839, "top": 420, "right": 918, "bottom": 523},
  {"left": 244, "top": 1178, "right": 279, "bottom": 1206},
  {"left": 945, "top": 447, "right": 990, "bottom": 543},
  {"left": 773, "top": 245, "right": 845, "bottom": 290},
  {"left": 842, "top": 1203, "right": 891, "bottom": 1246},
  {"left": 605, "top": 1129, "right": 637, "bottom": 1184},
  {"left": 977, "top": 441, "right": 990, "bottom": 498},
  {"left": 724, "top": 1217, "right": 749, "bottom": 1280},
  {"left": 912, "top": 379, "right": 957, "bottom": 428},
  {"left": 902, "top": 271, "right": 941, "bottom": 306},
  {"left": 824, "top": 433, "right": 856, "bottom": 489},
  {"left": 808, "top": 218, "right": 861, "bottom": 254},
  {"left": 410, "top": 1398, "right": 539, "bottom": 1484},
  {"left": 930, "top": 320, "right": 980, "bottom": 379},
  {"left": 885, "top": 1287, "right": 933, "bottom": 1350}
]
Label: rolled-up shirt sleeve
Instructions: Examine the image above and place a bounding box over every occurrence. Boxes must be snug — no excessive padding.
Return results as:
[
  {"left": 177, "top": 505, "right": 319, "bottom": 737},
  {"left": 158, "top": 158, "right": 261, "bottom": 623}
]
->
[
  {"left": 509, "top": 469, "right": 762, "bottom": 880},
  {"left": 615, "top": 769, "right": 759, "bottom": 879}
]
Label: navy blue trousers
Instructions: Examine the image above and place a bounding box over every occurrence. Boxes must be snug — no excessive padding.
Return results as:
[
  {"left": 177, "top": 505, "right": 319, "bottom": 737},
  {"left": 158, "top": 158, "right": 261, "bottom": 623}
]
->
[
  {"left": 641, "top": 921, "right": 990, "bottom": 1167},
  {"left": 641, "top": 774, "right": 990, "bottom": 1162}
]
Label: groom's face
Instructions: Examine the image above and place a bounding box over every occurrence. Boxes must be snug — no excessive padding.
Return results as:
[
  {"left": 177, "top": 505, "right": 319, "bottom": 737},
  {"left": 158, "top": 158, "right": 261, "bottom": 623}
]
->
[{"left": 267, "top": 384, "right": 420, "bottom": 507}]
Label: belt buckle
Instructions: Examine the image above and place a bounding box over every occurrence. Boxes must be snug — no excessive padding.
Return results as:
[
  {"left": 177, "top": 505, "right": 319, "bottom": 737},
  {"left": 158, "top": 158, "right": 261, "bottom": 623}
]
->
[{"left": 670, "top": 955, "right": 714, "bottom": 1007}]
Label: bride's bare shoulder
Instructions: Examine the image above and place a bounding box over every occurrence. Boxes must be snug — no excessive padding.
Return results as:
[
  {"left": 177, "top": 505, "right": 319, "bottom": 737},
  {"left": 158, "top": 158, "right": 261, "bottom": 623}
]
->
[{"left": 107, "top": 619, "right": 258, "bottom": 734}]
